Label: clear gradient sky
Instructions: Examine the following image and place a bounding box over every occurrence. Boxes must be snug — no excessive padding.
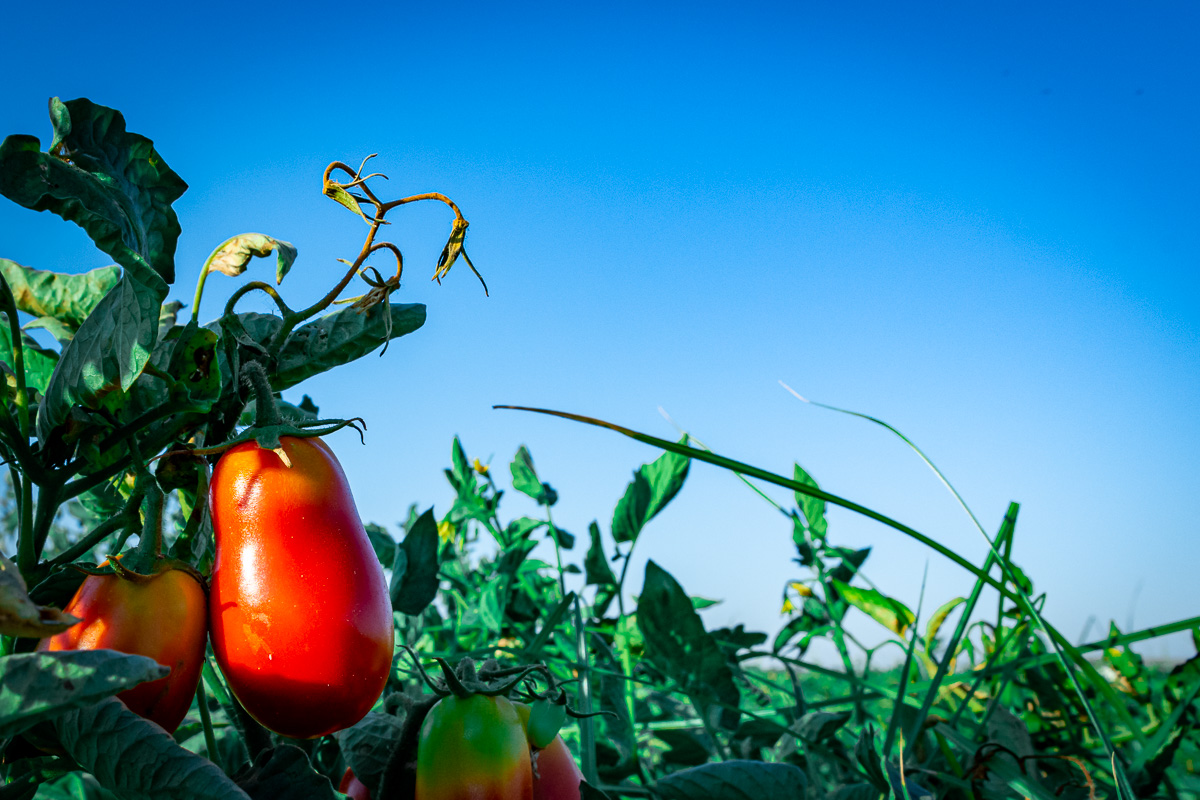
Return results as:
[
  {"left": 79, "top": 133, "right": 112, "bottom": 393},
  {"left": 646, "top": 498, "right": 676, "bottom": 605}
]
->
[{"left": 3, "top": 1, "right": 1198, "bottom": 659}]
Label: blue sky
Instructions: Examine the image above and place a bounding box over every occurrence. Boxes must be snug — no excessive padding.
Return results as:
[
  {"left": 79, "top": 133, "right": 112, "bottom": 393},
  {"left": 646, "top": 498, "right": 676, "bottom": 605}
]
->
[{"left": 2, "top": 1, "right": 1198, "bottom": 659}]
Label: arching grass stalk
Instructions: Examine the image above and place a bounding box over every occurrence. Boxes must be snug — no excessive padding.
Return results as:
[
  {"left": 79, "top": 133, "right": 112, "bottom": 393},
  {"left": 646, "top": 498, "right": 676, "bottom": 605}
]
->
[
  {"left": 494, "top": 403, "right": 1142, "bottom": 794},
  {"left": 777, "top": 385, "right": 1144, "bottom": 789}
]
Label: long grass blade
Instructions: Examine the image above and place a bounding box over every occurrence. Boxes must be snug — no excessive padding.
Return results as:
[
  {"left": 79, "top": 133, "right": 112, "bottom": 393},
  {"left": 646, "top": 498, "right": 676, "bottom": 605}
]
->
[{"left": 773, "top": 390, "right": 1146, "bottom": 758}]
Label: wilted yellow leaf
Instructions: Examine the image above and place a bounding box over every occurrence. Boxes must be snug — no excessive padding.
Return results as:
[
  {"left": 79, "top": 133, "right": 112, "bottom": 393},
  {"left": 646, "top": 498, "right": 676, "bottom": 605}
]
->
[{"left": 0, "top": 554, "right": 80, "bottom": 638}]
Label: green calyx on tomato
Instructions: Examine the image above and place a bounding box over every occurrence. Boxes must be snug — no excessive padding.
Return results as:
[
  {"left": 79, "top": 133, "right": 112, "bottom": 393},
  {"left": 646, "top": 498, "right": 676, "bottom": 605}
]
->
[
  {"left": 526, "top": 698, "right": 567, "bottom": 750},
  {"left": 515, "top": 702, "right": 584, "bottom": 800},
  {"left": 209, "top": 434, "right": 394, "bottom": 738}
]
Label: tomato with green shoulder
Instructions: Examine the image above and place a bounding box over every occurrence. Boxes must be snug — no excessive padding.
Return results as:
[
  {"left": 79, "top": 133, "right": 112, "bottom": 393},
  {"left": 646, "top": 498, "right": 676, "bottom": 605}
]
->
[
  {"left": 416, "top": 693, "right": 532, "bottom": 799},
  {"left": 38, "top": 560, "right": 207, "bottom": 734}
]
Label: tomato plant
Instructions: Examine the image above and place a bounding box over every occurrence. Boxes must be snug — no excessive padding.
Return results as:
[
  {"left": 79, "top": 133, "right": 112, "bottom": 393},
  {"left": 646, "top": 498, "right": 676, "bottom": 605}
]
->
[
  {"left": 415, "top": 694, "right": 532, "bottom": 800},
  {"left": 209, "top": 435, "right": 394, "bottom": 738},
  {"left": 37, "top": 560, "right": 206, "bottom": 733}
]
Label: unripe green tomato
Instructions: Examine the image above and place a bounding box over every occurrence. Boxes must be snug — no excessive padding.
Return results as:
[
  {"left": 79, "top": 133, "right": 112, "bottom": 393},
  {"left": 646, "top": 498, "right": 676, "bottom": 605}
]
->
[
  {"left": 527, "top": 699, "right": 567, "bottom": 749},
  {"left": 416, "top": 694, "right": 532, "bottom": 800}
]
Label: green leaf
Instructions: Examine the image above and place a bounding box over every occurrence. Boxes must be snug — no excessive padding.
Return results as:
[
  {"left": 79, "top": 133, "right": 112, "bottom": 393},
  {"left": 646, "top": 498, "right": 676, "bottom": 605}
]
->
[
  {"left": 390, "top": 508, "right": 440, "bottom": 615},
  {"left": 36, "top": 266, "right": 167, "bottom": 441},
  {"left": 654, "top": 760, "right": 807, "bottom": 800},
  {"left": 0, "top": 259, "right": 120, "bottom": 333},
  {"left": 793, "top": 463, "right": 828, "bottom": 540},
  {"left": 158, "top": 299, "right": 184, "bottom": 339},
  {"left": 832, "top": 580, "right": 915, "bottom": 636},
  {"left": 611, "top": 440, "right": 689, "bottom": 544},
  {"left": 637, "top": 561, "right": 740, "bottom": 730},
  {"left": 505, "top": 516, "right": 546, "bottom": 542},
  {"left": 364, "top": 523, "right": 398, "bottom": 568},
  {"left": 510, "top": 445, "right": 556, "bottom": 506},
  {"left": 585, "top": 521, "right": 617, "bottom": 589},
  {"left": 0, "top": 554, "right": 80, "bottom": 638},
  {"left": 829, "top": 547, "right": 871, "bottom": 585},
  {"left": 795, "top": 710, "right": 852, "bottom": 743},
  {"left": 925, "top": 597, "right": 965, "bottom": 644},
  {"left": 0, "top": 650, "right": 167, "bottom": 738},
  {"left": 235, "top": 745, "right": 342, "bottom": 800},
  {"left": 831, "top": 784, "right": 885, "bottom": 800},
  {"left": 31, "top": 771, "right": 118, "bottom": 799},
  {"left": 0, "top": 318, "right": 58, "bottom": 395},
  {"left": 1103, "top": 622, "right": 1150, "bottom": 701},
  {"left": 510, "top": 445, "right": 541, "bottom": 496},
  {"left": 449, "top": 436, "right": 472, "bottom": 491},
  {"left": 579, "top": 781, "right": 614, "bottom": 800},
  {"left": 204, "top": 233, "right": 297, "bottom": 284},
  {"left": 0, "top": 98, "right": 186, "bottom": 282},
  {"left": 589, "top": 636, "right": 637, "bottom": 781},
  {"left": 272, "top": 302, "right": 426, "bottom": 391},
  {"left": 51, "top": 697, "right": 249, "bottom": 799},
  {"left": 334, "top": 711, "right": 404, "bottom": 798},
  {"left": 549, "top": 523, "right": 575, "bottom": 549},
  {"left": 883, "top": 758, "right": 935, "bottom": 800}
]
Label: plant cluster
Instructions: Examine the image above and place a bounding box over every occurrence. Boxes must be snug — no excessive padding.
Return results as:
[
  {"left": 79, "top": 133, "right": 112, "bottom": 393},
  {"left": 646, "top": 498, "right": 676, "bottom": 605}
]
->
[{"left": 1, "top": 99, "right": 1198, "bottom": 800}]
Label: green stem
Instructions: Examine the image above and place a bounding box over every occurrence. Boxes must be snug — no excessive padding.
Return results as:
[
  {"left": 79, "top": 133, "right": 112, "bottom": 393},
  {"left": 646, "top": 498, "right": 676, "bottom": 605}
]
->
[
  {"left": 1, "top": 295, "right": 31, "bottom": 439},
  {"left": 196, "top": 679, "right": 221, "bottom": 768},
  {"left": 266, "top": 219, "right": 384, "bottom": 361},
  {"left": 901, "top": 504, "right": 1012, "bottom": 756},
  {"left": 45, "top": 496, "right": 140, "bottom": 569},
  {"left": 572, "top": 596, "right": 599, "bottom": 785},
  {"left": 12, "top": 469, "right": 31, "bottom": 574},
  {"left": 28, "top": 481, "right": 60, "bottom": 573},
  {"left": 221, "top": 281, "right": 294, "bottom": 320},
  {"left": 240, "top": 362, "right": 283, "bottom": 429}
]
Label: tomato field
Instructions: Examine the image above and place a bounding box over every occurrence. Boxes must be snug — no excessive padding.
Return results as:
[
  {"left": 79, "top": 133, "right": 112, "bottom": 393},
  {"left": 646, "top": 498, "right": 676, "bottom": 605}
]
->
[{"left": 0, "top": 95, "right": 1198, "bottom": 800}]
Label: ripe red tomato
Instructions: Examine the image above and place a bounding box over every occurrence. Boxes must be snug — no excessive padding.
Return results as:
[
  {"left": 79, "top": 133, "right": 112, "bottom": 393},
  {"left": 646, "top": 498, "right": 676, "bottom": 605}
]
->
[
  {"left": 338, "top": 768, "right": 371, "bottom": 799},
  {"left": 209, "top": 436, "right": 394, "bottom": 738},
  {"left": 38, "top": 564, "right": 207, "bottom": 733},
  {"left": 415, "top": 694, "right": 533, "bottom": 800},
  {"left": 516, "top": 703, "right": 583, "bottom": 800}
]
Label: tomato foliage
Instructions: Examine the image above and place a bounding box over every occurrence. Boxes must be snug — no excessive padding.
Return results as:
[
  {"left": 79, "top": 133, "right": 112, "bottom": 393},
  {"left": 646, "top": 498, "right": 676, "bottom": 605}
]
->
[{"left": 2, "top": 98, "right": 1198, "bottom": 800}]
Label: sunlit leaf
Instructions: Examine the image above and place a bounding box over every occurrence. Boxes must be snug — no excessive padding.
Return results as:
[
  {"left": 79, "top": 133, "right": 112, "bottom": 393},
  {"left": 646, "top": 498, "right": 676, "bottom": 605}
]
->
[
  {"left": 0, "top": 650, "right": 165, "bottom": 738},
  {"left": 272, "top": 302, "right": 425, "bottom": 390},
  {"left": 0, "top": 553, "right": 79, "bottom": 639},
  {"left": 832, "top": 580, "right": 915, "bottom": 636},
  {"left": 0, "top": 98, "right": 186, "bottom": 281},
  {"left": 612, "top": 440, "right": 689, "bottom": 544},
  {"left": 793, "top": 463, "right": 828, "bottom": 540},
  {"left": 0, "top": 259, "right": 120, "bottom": 332},
  {"left": 205, "top": 233, "right": 297, "bottom": 284},
  {"left": 925, "top": 596, "right": 965, "bottom": 644}
]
